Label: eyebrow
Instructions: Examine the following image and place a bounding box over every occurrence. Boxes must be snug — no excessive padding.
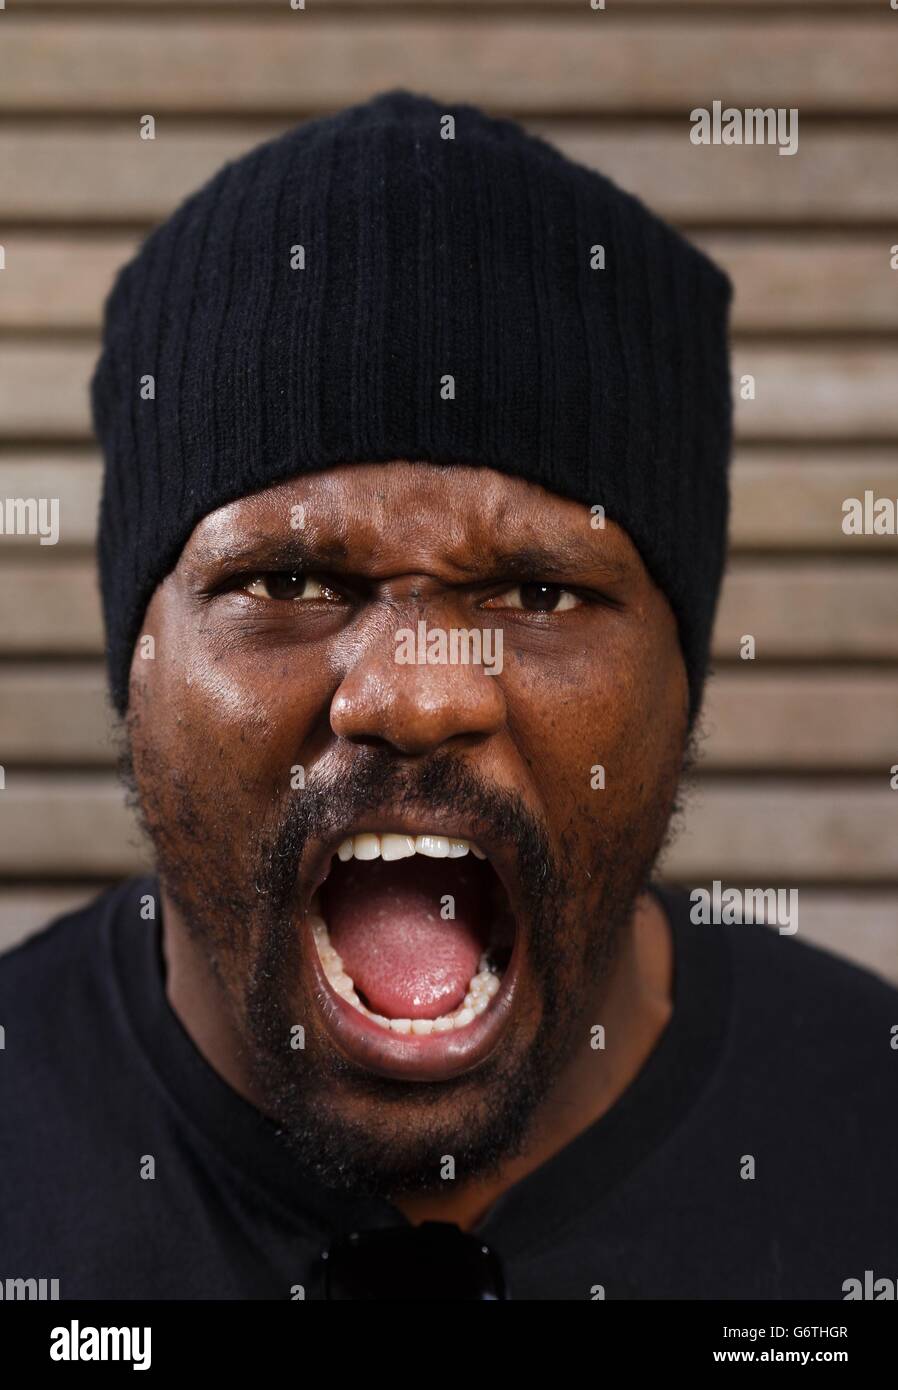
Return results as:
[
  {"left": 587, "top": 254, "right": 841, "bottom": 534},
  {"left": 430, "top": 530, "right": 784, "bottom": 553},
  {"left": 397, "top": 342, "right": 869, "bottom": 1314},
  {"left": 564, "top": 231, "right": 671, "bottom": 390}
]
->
[
  {"left": 446, "top": 542, "right": 629, "bottom": 583},
  {"left": 198, "top": 536, "right": 349, "bottom": 571}
]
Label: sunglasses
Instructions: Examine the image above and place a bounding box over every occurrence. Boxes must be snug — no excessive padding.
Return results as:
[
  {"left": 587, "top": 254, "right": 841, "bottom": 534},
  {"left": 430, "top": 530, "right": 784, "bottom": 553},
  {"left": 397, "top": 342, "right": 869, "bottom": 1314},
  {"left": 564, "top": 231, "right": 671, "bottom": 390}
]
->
[{"left": 311, "top": 1221, "right": 508, "bottom": 1300}]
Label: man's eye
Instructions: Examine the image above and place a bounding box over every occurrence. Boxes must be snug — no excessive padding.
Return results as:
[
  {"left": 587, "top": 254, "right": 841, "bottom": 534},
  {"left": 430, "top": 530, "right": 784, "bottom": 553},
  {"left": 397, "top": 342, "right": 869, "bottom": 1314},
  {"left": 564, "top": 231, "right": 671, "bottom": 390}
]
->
[
  {"left": 243, "top": 572, "right": 335, "bottom": 602},
  {"left": 492, "top": 583, "right": 581, "bottom": 613}
]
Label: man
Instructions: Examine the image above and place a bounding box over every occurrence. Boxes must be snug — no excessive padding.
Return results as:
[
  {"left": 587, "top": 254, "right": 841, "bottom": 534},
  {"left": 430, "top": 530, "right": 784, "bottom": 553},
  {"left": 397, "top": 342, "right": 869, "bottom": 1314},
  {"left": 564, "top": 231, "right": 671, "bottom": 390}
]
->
[{"left": 1, "top": 90, "right": 894, "bottom": 1301}]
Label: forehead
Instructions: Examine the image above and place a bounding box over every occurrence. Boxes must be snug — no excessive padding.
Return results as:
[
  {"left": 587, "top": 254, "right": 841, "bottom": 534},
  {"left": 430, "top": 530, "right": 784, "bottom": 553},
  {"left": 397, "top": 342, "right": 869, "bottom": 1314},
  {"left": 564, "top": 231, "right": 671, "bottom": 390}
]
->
[{"left": 184, "top": 460, "right": 639, "bottom": 574}]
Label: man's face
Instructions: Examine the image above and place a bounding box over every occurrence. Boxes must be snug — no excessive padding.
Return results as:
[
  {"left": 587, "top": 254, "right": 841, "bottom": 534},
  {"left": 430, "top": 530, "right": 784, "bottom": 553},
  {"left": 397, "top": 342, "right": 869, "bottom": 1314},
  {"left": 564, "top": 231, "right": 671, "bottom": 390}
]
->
[{"left": 125, "top": 462, "right": 689, "bottom": 1196}]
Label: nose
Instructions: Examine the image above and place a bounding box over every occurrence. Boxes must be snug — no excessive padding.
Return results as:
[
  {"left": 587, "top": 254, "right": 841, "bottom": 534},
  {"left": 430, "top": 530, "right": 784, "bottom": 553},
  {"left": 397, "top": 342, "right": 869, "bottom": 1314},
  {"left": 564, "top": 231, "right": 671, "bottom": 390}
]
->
[{"left": 330, "top": 616, "right": 507, "bottom": 757}]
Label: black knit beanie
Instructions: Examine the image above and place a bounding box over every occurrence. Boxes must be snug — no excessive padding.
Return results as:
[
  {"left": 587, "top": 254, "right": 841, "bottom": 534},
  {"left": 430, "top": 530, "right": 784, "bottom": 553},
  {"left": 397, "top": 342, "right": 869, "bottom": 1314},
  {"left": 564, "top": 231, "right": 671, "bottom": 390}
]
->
[{"left": 91, "top": 89, "right": 733, "bottom": 722}]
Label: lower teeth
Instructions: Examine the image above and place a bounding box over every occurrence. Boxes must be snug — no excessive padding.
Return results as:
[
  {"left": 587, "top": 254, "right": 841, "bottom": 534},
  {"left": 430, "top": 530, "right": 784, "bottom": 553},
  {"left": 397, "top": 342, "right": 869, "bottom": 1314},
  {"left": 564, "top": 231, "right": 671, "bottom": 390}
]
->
[{"left": 309, "top": 899, "right": 502, "bottom": 1034}]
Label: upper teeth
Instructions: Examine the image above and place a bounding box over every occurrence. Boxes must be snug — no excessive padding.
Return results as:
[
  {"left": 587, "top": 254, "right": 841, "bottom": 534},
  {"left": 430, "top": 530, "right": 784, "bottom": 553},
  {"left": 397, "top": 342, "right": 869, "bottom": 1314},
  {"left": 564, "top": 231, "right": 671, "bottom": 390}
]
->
[{"left": 335, "top": 832, "right": 487, "bottom": 863}]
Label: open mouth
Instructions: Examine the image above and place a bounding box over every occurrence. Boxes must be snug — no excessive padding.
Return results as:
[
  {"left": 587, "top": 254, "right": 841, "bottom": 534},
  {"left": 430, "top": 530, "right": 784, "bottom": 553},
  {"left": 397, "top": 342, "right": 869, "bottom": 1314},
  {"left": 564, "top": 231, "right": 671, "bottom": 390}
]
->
[{"left": 305, "top": 830, "right": 520, "bottom": 1080}]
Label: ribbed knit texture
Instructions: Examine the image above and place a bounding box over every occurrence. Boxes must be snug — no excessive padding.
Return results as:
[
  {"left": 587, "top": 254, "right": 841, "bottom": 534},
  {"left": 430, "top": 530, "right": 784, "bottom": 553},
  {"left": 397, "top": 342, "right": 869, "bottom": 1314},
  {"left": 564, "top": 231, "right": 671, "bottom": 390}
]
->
[{"left": 91, "top": 89, "right": 733, "bottom": 720}]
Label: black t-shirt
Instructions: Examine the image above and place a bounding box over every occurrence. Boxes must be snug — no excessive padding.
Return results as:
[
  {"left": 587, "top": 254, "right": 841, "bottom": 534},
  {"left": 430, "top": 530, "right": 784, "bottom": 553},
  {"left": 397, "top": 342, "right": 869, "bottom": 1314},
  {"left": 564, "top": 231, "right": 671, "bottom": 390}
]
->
[{"left": 0, "top": 875, "right": 894, "bottom": 1300}]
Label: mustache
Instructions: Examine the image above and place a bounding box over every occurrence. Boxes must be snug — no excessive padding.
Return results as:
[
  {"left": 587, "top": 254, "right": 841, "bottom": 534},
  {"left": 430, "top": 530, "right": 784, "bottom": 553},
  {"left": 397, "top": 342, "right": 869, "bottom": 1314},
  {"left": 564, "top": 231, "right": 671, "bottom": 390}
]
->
[{"left": 255, "top": 747, "right": 555, "bottom": 912}]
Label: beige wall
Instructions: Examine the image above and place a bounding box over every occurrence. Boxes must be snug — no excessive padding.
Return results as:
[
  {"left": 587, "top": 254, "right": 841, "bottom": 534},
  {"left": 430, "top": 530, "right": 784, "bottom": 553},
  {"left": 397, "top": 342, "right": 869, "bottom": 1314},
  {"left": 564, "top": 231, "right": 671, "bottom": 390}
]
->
[{"left": 0, "top": 0, "right": 896, "bottom": 979}]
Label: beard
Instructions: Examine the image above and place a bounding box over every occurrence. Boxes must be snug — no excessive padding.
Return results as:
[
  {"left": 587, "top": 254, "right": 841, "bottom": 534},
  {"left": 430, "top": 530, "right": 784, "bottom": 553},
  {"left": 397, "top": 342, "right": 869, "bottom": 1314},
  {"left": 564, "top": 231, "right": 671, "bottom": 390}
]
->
[{"left": 121, "top": 714, "right": 687, "bottom": 1200}]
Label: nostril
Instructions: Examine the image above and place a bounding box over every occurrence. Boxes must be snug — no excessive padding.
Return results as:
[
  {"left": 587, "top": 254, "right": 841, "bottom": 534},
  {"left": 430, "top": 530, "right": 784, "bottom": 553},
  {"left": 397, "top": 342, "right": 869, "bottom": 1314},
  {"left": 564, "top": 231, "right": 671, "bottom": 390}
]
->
[{"left": 340, "top": 732, "right": 395, "bottom": 753}]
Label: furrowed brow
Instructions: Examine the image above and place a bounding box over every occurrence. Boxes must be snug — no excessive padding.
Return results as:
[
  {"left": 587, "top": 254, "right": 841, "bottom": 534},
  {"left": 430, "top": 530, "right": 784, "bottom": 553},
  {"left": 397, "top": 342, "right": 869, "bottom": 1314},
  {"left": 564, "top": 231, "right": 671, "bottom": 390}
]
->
[{"left": 193, "top": 534, "right": 629, "bottom": 586}]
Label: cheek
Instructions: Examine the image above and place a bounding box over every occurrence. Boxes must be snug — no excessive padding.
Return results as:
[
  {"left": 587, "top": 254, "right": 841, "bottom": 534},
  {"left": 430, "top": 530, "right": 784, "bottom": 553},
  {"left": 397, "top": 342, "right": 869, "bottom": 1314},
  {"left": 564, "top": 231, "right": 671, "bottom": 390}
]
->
[
  {"left": 601, "top": 646, "right": 687, "bottom": 817},
  {"left": 501, "top": 608, "right": 687, "bottom": 826},
  {"left": 131, "top": 598, "right": 329, "bottom": 797}
]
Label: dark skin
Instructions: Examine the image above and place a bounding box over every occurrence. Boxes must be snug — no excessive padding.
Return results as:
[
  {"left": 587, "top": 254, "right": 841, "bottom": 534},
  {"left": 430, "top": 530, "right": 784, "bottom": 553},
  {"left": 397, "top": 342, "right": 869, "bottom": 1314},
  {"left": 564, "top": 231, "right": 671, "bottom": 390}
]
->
[{"left": 126, "top": 461, "right": 688, "bottom": 1229}]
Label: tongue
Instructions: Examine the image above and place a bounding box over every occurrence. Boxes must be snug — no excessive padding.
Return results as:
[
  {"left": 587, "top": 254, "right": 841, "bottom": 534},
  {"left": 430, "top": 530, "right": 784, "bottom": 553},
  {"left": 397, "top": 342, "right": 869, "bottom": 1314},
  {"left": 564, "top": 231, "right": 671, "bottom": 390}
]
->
[{"left": 323, "top": 856, "right": 487, "bottom": 1020}]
